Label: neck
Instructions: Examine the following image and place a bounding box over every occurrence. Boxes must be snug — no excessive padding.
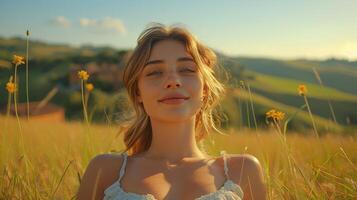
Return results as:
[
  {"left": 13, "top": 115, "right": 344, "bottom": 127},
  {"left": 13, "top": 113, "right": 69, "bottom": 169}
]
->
[{"left": 141, "top": 116, "right": 207, "bottom": 163}]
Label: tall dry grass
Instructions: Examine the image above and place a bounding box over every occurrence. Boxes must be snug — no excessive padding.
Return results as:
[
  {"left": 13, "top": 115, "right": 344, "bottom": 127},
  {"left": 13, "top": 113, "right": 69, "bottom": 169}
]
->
[{"left": 1, "top": 115, "right": 356, "bottom": 199}]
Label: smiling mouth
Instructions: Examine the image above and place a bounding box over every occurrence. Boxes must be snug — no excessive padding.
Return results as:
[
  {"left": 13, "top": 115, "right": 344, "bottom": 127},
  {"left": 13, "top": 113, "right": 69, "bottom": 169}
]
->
[{"left": 158, "top": 97, "right": 189, "bottom": 104}]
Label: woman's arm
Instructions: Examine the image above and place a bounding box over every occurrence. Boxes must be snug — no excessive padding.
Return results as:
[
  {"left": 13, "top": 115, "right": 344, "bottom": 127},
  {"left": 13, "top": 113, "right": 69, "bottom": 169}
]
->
[
  {"left": 76, "top": 154, "right": 123, "bottom": 200},
  {"left": 229, "top": 154, "right": 267, "bottom": 200},
  {"left": 77, "top": 155, "right": 105, "bottom": 200}
]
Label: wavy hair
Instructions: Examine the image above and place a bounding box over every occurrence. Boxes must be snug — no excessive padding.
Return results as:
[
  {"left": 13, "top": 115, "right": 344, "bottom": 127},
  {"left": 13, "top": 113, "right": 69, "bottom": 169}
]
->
[{"left": 121, "top": 23, "right": 227, "bottom": 155}]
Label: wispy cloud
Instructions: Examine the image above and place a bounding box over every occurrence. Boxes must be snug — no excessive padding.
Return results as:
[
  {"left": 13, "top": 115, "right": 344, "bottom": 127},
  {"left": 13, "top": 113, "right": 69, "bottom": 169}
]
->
[
  {"left": 49, "top": 16, "right": 71, "bottom": 28},
  {"left": 79, "top": 17, "right": 126, "bottom": 34}
]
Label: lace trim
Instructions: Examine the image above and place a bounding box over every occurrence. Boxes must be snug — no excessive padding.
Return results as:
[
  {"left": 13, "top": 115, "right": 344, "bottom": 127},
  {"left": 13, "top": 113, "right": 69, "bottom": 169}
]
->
[
  {"left": 104, "top": 181, "right": 156, "bottom": 200},
  {"left": 104, "top": 179, "right": 243, "bottom": 200}
]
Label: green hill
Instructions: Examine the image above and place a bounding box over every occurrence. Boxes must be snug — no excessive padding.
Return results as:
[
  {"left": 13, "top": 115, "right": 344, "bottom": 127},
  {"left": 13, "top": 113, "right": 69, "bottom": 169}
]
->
[
  {"left": 220, "top": 56, "right": 357, "bottom": 94},
  {"left": 1, "top": 36, "right": 356, "bottom": 132}
]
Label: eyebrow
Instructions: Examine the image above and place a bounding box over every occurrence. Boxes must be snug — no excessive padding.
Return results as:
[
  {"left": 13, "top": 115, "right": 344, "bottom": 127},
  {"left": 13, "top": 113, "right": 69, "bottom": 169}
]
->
[{"left": 144, "top": 57, "right": 195, "bottom": 67}]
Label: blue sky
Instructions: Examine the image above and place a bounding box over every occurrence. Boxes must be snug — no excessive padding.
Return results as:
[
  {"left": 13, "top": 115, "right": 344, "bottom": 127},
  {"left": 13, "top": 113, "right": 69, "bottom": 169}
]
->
[{"left": 1, "top": 0, "right": 356, "bottom": 60}]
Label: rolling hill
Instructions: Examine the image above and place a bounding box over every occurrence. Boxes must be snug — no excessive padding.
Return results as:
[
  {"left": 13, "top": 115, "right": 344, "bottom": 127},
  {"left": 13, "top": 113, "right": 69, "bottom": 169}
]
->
[{"left": 1, "top": 36, "right": 356, "bottom": 132}]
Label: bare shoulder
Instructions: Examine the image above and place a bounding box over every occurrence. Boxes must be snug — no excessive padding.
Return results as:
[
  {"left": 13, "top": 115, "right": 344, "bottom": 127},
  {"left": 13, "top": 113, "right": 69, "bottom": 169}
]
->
[
  {"left": 76, "top": 153, "right": 124, "bottom": 200},
  {"left": 227, "top": 154, "right": 266, "bottom": 200}
]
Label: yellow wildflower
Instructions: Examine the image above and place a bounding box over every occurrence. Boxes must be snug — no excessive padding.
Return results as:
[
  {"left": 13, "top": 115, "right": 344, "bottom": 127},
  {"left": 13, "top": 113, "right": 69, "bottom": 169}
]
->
[
  {"left": 78, "top": 70, "right": 89, "bottom": 80},
  {"left": 85, "top": 83, "right": 94, "bottom": 92},
  {"left": 12, "top": 55, "right": 25, "bottom": 66},
  {"left": 266, "top": 109, "right": 276, "bottom": 119},
  {"left": 298, "top": 84, "right": 307, "bottom": 96},
  {"left": 6, "top": 82, "right": 16, "bottom": 93},
  {"left": 274, "top": 111, "right": 285, "bottom": 121},
  {"left": 266, "top": 109, "right": 285, "bottom": 122}
]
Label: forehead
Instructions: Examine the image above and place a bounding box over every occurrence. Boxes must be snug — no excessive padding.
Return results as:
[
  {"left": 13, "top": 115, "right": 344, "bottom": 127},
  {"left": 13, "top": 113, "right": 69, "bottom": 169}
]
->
[{"left": 148, "top": 39, "right": 193, "bottom": 60}]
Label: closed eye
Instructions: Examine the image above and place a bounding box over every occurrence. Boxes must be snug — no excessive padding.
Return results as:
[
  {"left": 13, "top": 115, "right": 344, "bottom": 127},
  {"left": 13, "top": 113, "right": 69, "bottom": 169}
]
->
[
  {"left": 180, "top": 67, "right": 196, "bottom": 73},
  {"left": 146, "top": 70, "right": 163, "bottom": 76}
]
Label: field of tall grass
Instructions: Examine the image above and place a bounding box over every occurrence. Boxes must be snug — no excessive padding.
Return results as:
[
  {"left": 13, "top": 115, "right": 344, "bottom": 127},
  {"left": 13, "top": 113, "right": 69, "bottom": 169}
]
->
[{"left": 1, "top": 115, "right": 356, "bottom": 199}]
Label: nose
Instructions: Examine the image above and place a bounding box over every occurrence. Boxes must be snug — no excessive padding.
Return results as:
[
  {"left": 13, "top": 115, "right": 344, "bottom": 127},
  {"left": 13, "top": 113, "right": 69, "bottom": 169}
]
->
[{"left": 164, "top": 72, "right": 181, "bottom": 89}]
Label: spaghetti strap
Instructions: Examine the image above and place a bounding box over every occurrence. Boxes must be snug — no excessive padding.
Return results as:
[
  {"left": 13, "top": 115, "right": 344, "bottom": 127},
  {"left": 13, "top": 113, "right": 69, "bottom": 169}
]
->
[
  {"left": 117, "top": 152, "right": 128, "bottom": 185},
  {"left": 220, "top": 150, "right": 230, "bottom": 180}
]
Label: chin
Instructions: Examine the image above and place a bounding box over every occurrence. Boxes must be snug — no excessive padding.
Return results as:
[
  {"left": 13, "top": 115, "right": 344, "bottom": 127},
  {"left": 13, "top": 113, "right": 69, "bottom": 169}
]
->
[
  {"left": 146, "top": 105, "right": 201, "bottom": 122},
  {"left": 152, "top": 113, "right": 196, "bottom": 123}
]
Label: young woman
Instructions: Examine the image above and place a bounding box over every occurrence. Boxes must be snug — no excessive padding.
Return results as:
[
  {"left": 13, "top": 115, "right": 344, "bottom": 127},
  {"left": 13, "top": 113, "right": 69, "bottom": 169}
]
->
[{"left": 77, "top": 23, "right": 266, "bottom": 200}]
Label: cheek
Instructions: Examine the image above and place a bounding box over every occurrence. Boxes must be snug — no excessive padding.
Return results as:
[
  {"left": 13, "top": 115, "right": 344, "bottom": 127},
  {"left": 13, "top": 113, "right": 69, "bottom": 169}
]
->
[
  {"left": 138, "top": 82, "right": 154, "bottom": 100},
  {"left": 183, "top": 77, "right": 205, "bottom": 113},
  {"left": 138, "top": 80, "right": 160, "bottom": 112},
  {"left": 186, "top": 76, "right": 204, "bottom": 97}
]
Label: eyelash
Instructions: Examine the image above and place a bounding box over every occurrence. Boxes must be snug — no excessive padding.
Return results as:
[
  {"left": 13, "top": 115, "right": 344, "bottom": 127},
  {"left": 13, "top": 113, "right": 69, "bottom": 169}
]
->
[
  {"left": 147, "top": 71, "right": 162, "bottom": 76},
  {"left": 146, "top": 68, "right": 196, "bottom": 76}
]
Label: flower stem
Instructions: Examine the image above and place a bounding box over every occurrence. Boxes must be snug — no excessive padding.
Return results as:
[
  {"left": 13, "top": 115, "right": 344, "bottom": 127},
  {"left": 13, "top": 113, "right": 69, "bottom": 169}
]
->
[
  {"left": 85, "top": 92, "right": 89, "bottom": 111},
  {"left": 14, "top": 64, "right": 25, "bottom": 152},
  {"left": 81, "top": 80, "right": 89, "bottom": 125},
  {"left": 6, "top": 92, "right": 12, "bottom": 117},
  {"left": 272, "top": 119, "right": 299, "bottom": 197},
  {"left": 14, "top": 65, "right": 20, "bottom": 122},
  {"left": 26, "top": 31, "right": 30, "bottom": 121},
  {"left": 303, "top": 95, "right": 319, "bottom": 138}
]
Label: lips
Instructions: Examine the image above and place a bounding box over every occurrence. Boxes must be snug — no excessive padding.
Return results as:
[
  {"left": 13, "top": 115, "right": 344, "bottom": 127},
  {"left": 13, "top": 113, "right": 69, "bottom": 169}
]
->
[{"left": 158, "top": 94, "right": 190, "bottom": 102}]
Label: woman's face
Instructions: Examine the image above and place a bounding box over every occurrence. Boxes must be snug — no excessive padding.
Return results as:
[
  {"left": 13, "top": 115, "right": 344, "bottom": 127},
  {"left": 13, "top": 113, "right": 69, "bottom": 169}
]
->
[{"left": 137, "top": 39, "right": 205, "bottom": 123}]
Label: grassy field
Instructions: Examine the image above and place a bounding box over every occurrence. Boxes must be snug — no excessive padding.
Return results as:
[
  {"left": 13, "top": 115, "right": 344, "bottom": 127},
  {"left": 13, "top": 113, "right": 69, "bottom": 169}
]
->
[{"left": 1, "top": 115, "right": 356, "bottom": 199}]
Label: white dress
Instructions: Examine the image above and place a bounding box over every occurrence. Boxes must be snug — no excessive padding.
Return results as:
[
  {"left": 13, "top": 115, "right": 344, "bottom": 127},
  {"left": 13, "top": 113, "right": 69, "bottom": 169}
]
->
[{"left": 103, "top": 151, "right": 244, "bottom": 200}]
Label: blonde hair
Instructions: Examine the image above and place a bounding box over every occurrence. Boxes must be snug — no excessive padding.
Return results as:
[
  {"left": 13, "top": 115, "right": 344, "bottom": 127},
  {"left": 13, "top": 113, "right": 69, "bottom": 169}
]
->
[{"left": 121, "top": 23, "right": 226, "bottom": 155}]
